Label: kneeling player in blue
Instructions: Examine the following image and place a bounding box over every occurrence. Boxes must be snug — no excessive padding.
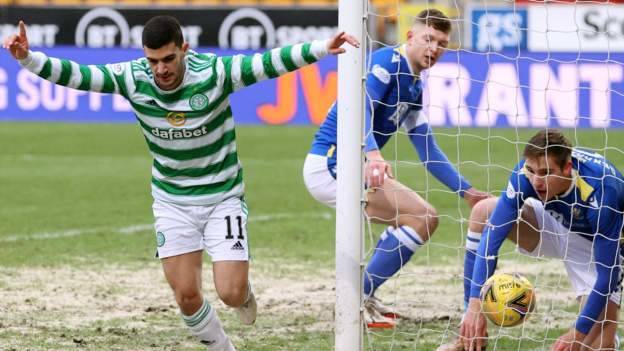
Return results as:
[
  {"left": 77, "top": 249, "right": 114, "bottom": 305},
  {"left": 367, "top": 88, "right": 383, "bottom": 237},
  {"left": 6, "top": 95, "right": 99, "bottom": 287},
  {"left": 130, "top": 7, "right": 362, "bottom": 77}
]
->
[
  {"left": 303, "top": 9, "right": 488, "bottom": 328},
  {"left": 458, "top": 130, "right": 624, "bottom": 351}
]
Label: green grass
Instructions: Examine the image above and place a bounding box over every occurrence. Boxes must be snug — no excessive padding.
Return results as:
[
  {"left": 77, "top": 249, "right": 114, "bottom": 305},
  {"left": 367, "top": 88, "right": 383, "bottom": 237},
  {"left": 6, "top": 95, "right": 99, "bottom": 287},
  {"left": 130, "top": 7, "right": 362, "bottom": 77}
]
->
[{"left": 1, "top": 123, "right": 623, "bottom": 350}]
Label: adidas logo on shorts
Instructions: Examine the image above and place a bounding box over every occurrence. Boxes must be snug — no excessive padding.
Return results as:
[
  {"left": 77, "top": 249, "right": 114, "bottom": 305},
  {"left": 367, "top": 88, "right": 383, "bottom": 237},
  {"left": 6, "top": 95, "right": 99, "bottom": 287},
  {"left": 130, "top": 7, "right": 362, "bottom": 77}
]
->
[{"left": 231, "top": 241, "right": 244, "bottom": 251}]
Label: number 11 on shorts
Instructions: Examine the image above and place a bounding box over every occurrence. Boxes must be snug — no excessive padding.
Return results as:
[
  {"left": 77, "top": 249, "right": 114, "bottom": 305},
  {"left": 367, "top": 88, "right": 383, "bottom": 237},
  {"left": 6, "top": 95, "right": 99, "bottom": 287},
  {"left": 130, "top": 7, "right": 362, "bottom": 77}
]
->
[{"left": 225, "top": 215, "right": 244, "bottom": 240}]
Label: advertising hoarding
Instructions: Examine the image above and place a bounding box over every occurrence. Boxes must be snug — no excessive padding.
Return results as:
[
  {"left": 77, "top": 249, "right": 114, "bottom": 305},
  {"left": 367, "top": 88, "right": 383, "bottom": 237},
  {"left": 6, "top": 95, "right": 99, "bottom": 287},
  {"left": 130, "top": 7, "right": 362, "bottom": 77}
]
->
[
  {"left": 1, "top": 48, "right": 623, "bottom": 128},
  {"left": 528, "top": 5, "right": 624, "bottom": 52},
  {"left": 469, "top": 7, "right": 528, "bottom": 52},
  {"left": 0, "top": 6, "right": 338, "bottom": 49},
  {"left": 0, "top": 47, "right": 337, "bottom": 125}
]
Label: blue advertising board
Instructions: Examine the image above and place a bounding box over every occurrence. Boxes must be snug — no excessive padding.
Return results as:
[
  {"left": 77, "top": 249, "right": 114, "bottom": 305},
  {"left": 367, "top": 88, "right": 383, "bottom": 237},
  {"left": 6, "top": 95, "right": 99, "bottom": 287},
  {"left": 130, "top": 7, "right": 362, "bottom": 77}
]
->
[
  {"left": 470, "top": 8, "right": 528, "bottom": 52},
  {"left": 1, "top": 47, "right": 624, "bottom": 128},
  {"left": 0, "top": 47, "right": 338, "bottom": 125},
  {"left": 424, "top": 50, "right": 624, "bottom": 128}
]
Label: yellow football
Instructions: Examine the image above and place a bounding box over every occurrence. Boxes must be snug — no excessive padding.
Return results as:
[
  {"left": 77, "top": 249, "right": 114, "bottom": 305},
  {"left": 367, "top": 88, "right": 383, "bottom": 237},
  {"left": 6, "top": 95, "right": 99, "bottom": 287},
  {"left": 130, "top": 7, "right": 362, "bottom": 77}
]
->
[{"left": 480, "top": 273, "right": 536, "bottom": 327}]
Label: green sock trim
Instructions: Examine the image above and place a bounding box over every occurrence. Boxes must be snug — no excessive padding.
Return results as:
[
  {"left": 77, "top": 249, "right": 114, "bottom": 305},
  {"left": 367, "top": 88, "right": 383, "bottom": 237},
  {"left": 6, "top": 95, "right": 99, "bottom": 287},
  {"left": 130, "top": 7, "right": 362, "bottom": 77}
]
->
[{"left": 182, "top": 299, "right": 211, "bottom": 327}]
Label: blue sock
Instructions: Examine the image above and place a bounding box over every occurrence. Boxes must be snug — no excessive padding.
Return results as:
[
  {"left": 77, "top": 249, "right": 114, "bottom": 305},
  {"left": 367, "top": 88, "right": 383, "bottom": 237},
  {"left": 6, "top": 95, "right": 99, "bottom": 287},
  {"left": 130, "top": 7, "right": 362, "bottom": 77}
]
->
[
  {"left": 463, "top": 230, "right": 498, "bottom": 310},
  {"left": 463, "top": 230, "right": 481, "bottom": 310},
  {"left": 363, "top": 226, "right": 424, "bottom": 297}
]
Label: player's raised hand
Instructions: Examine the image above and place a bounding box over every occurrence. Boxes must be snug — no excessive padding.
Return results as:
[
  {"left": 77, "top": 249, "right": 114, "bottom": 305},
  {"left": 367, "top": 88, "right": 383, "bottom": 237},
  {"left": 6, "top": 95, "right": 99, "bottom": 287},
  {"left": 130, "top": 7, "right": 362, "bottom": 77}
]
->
[
  {"left": 463, "top": 188, "right": 490, "bottom": 208},
  {"left": 2, "top": 21, "right": 29, "bottom": 60},
  {"left": 326, "top": 31, "right": 360, "bottom": 55},
  {"left": 365, "top": 150, "right": 393, "bottom": 188},
  {"left": 460, "top": 298, "right": 488, "bottom": 351}
]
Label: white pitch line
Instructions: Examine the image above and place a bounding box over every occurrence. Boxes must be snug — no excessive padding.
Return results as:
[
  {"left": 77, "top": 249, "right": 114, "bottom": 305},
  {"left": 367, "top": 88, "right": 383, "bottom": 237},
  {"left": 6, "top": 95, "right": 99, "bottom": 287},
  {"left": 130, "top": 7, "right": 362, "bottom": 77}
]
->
[
  {"left": 251, "top": 212, "right": 332, "bottom": 222},
  {"left": 0, "top": 212, "right": 333, "bottom": 243},
  {"left": 117, "top": 224, "right": 153, "bottom": 234}
]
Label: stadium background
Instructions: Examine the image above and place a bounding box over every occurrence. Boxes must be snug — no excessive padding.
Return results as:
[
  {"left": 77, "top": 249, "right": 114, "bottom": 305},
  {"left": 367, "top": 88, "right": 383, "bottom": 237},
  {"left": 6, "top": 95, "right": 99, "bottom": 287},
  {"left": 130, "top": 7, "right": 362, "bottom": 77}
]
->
[
  {"left": 2, "top": 0, "right": 624, "bottom": 350},
  {"left": 2, "top": 1, "right": 624, "bottom": 127}
]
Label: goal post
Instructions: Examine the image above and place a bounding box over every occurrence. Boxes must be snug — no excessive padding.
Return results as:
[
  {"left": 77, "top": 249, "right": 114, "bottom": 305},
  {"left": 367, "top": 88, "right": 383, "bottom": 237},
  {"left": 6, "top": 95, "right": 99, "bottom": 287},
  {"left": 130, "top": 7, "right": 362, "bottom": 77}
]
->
[
  {"left": 335, "top": 0, "right": 624, "bottom": 350},
  {"left": 335, "top": 0, "right": 365, "bottom": 349}
]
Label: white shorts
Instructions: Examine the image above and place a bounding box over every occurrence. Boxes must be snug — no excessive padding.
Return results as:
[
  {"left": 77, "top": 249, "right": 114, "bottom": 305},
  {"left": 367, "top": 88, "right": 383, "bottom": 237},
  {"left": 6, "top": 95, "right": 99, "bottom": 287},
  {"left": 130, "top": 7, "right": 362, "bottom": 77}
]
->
[
  {"left": 303, "top": 154, "right": 337, "bottom": 208},
  {"left": 520, "top": 198, "right": 622, "bottom": 305},
  {"left": 152, "top": 196, "right": 250, "bottom": 261}
]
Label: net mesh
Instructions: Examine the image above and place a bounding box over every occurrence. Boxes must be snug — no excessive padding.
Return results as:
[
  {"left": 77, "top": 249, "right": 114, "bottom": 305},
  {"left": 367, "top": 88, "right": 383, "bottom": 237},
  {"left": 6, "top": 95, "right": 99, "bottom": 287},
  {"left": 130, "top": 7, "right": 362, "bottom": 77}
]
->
[{"left": 360, "top": 1, "right": 624, "bottom": 349}]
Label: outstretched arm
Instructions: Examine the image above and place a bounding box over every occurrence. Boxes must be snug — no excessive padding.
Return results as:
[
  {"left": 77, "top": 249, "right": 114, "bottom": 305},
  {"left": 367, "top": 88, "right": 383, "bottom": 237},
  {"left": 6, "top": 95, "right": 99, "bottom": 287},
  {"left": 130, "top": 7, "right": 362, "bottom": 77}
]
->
[
  {"left": 461, "top": 191, "right": 520, "bottom": 351},
  {"left": 363, "top": 55, "right": 396, "bottom": 188},
  {"left": 469, "top": 200, "right": 518, "bottom": 298},
  {"left": 408, "top": 123, "right": 470, "bottom": 193},
  {"left": 408, "top": 123, "right": 488, "bottom": 206},
  {"left": 558, "top": 190, "right": 623, "bottom": 350},
  {"left": 219, "top": 31, "right": 359, "bottom": 93},
  {"left": 3, "top": 21, "right": 125, "bottom": 96}
]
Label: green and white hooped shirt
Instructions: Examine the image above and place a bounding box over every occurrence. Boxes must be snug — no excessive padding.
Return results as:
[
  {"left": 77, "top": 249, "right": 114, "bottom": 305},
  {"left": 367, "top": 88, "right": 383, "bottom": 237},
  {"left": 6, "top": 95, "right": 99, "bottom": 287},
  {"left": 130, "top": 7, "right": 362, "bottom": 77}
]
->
[{"left": 19, "top": 40, "right": 329, "bottom": 205}]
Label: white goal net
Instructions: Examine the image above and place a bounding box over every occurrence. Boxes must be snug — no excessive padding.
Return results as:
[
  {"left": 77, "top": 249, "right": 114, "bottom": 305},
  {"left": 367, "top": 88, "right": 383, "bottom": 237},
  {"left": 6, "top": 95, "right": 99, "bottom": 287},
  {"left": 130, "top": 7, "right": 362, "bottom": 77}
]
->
[{"left": 343, "top": 0, "right": 624, "bottom": 350}]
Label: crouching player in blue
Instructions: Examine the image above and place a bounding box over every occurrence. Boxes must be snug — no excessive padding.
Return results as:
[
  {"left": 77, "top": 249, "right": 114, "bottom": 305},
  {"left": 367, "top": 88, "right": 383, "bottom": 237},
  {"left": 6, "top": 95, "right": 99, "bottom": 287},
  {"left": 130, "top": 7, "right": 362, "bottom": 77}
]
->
[
  {"left": 459, "top": 130, "right": 624, "bottom": 351},
  {"left": 303, "top": 9, "right": 488, "bottom": 328}
]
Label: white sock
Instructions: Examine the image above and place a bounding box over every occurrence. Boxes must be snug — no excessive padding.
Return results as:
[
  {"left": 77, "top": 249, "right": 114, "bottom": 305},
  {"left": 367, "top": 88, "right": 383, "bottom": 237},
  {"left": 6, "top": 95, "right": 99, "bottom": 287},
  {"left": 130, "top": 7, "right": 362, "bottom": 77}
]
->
[
  {"left": 181, "top": 298, "right": 236, "bottom": 351},
  {"left": 393, "top": 225, "right": 424, "bottom": 253},
  {"left": 466, "top": 230, "right": 481, "bottom": 251}
]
